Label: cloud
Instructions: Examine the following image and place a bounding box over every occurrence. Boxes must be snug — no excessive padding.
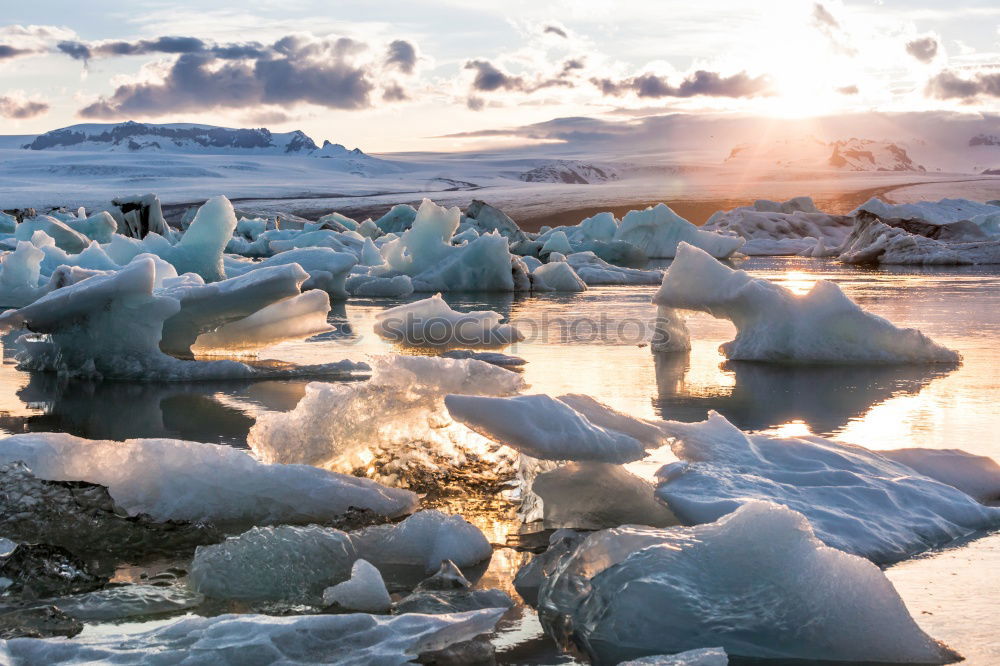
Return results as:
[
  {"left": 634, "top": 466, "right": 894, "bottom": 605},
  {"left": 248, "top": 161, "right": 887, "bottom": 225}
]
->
[
  {"left": 465, "top": 59, "right": 524, "bottom": 92},
  {"left": 905, "top": 36, "right": 939, "bottom": 63},
  {"left": 592, "top": 70, "right": 771, "bottom": 98},
  {"left": 57, "top": 36, "right": 266, "bottom": 62},
  {"left": 811, "top": 3, "right": 857, "bottom": 56},
  {"left": 383, "top": 81, "right": 408, "bottom": 101},
  {"left": 0, "top": 44, "right": 33, "bottom": 59},
  {"left": 1, "top": 24, "right": 75, "bottom": 59},
  {"left": 543, "top": 25, "right": 568, "bottom": 38},
  {"left": 836, "top": 85, "right": 859, "bottom": 95},
  {"left": 926, "top": 70, "right": 1000, "bottom": 99},
  {"left": 78, "top": 36, "right": 382, "bottom": 118},
  {"left": 466, "top": 96, "right": 485, "bottom": 111},
  {"left": 385, "top": 40, "right": 416, "bottom": 74},
  {"left": 0, "top": 95, "right": 49, "bottom": 119}
]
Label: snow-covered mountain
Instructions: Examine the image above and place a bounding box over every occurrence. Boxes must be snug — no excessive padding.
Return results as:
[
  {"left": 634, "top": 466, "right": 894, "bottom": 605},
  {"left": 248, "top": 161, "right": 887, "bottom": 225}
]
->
[
  {"left": 725, "top": 136, "right": 924, "bottom": 172},
  {"left": 519, "top": 160, "right": 620, "bottom": 184},
  {"left": 23, "top": 121, "right": 324, "bottom": 154}
]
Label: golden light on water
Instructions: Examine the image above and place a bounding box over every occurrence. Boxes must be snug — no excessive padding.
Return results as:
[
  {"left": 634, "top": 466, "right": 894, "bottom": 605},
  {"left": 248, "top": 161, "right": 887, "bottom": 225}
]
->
[{"left": 775, "top": 270, "right": 818, "bottom": 296}]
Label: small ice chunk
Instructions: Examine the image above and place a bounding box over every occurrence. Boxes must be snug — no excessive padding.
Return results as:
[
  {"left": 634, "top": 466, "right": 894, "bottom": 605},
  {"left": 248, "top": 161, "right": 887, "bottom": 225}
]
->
[
  {"left": 531, "top": 261, "right": 587, "bottom": 292},
  {"left": 352, "top": 510, "right": 492, "bottom": 575},
  {"left": 613, "top": 203, "right": 744, "bottom": 258},
  {"left": 541, "top": 230, "right": 573, "bottom": 256},
  {"left": 566, "top": 251, "right": 663, "bottom": 285},
  {"left": 322, "top": 559, "right": 392, "bottom": 613},
  {"left": 374, "top": 293, "right": 522, "bottom": 347},
  {"left": 190, "top": 525, "right": 357, "bottom": 602},
  {"left": 444, "top": 394, "right": 649, "bottom": 463}
]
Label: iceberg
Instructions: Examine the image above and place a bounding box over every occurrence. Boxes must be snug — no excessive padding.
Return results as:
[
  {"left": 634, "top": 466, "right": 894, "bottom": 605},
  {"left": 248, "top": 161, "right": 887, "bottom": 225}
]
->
[
  {"left": 702, "top": 197, "right": 854, "bottom": 255},
  {"left": 882, "top": 448, "right": 1000, "bottom": 504},
  {"left": 838, "top": 211, "right": 1000, "bottom": 265},
  {"left": 225, "top": 247, "right": 356, "bottom": 299},
  {"left": 158, "top": 195, "right": 238, "bottom": 281},
  {"left": 0, "top": 433, "right": 417, "bottom": 527},
  {"left": 323, "top": 559, "right": 392, "bottom": 613},
  {"left": 0, "top": 609, "right": 505, "bottom": 665},
  {"left": 0, "top": 257, "right": 365, "bottom": 379},
  {"left": 566, "top": 251, "right": 663, "bottom": 285},
  {"left": 376, "top": 199, "right": 519, "bottom": 292},
  {"left": 653, "top": 412, "right": 1000, "bottom": 562},
  {"left": 612, "top": 204, "right": 744, "bottom": 258},
  {"left": 374, "top": 293, "right": 523, "bottom": 347},
  {"left": 14, "top": 216, "right": 89, "bottom": 253},
  {"left": 653, "top": 243, "right": 960, "bottom": 363},
  {"left": 463, "top": 200, "right": 528, "bottom": 243},
  {"left": 191, "top": 289, "right": 332, "bottom": 354},
  {"left": 394, "top": 560, "right": 513, "bottom": 615},
  {"left": 248, "top": 355, "right": 525, "bottom": 486},
  {"left": 541, "top": 502, "right": 958, "bottom": 664},
  {"left": 853, "top": 197, "right": 1000, "bottom": 230},
  {"left": 445, "top": 393, "right": 666, "bottom": 463}
]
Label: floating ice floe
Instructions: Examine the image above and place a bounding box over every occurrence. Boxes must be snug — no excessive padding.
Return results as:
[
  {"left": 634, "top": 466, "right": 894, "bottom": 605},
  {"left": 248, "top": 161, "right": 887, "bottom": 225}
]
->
[
  {"left": 0, "top": 433, "right": 417, "bottom": 527},
  {"left": 0, "top": 609, "right": 506, "bottom": 665},
  {"left": 439, "top": 349, "right": 527, "bottom": 369},
  {"left": 224, "top": 248, "right": 357, "bottom": 299},
  {"left": 538, "top": 501, "right": 959, "bottom": 664},
  {"left": 619, "top": 647, "right": 728, "bottom": 666},
  {"left": 323, "top": 559, "right": 392, "bottom": 612},
  {"left": 394, "top": 560, "right": 513, "bottom": 615},
  {"left": 45, "top": 584, "right": 205, "bottom": 622},
  {"left": 374, "top": 293, "right": 523, "bottom": 347},
  {"left": 613, "top": 203, "right": 744, "bottom": 258},
  {"left": 853, "top": 197, "right": 1000, "bottom": 232},
  {"left": 566, "top": 251, "right": 663, "bottom": 285},
  {"left": 248, "top": 355, "right": 525, "bottom": 485},
  {"left": 0, "top": 257, "right": 364, "bottom": 379},
  {"left": 838, "top": 206, "right": 1000, "bottom": 265},
  {"left": 702, "top": 197, "right": 854, "bottom": 256},
  {"left": 654, "top": 412, "right": 1000, "bottom": 563},
  {"left": 882, "top": 448, "right": 1000, "bottom": 504},
  {"left": 653, "top": 243, "right": 960, "bottom": 363},
  {"left": 444, "top": 394, "right": 655, "bottom": 463}
]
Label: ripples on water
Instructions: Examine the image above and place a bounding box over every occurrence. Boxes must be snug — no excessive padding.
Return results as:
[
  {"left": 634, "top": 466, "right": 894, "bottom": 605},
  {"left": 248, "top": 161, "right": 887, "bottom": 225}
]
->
[{"left": 1, "top": 256, "right": 998, "bottom": 664}]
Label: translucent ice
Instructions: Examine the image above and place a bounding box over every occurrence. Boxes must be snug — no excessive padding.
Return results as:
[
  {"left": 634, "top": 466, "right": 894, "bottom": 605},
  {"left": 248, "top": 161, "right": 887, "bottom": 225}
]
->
[
  {"left": 653, "top": 242, "right": 960, "bottom": 363},
  {"left": 613, "top": 204, "right": 744, "bottom": 258},
  {"left": 352, "top": 510, "right": 493, "bottom": 575},
  {"left": 323, "top": 559, "right": 392, "bottom": 612},
  {"left": 374, "top": 293, "right": 522, "bottom": 347}
]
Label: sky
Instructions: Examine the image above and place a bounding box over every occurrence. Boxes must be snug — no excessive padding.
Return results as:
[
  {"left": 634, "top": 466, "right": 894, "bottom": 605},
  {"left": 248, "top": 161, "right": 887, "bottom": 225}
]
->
[{"left": 0, "top": 0, "right": 998, "bottom": 152}]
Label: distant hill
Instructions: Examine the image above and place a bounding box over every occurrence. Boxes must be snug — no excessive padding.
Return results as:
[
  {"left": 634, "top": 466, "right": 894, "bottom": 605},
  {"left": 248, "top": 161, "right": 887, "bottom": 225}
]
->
[
  {"left": 519, "top": 159, "right": 621, "bottom": 184},
  {"left": 725, "top": 136, "right": 925, "bottom": 172}
]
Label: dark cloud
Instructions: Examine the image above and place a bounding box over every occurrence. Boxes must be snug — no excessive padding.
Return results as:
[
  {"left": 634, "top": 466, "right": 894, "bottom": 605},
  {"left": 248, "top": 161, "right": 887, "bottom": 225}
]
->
[
  {"left": 592, "top": 70, "right": 771, "bottom": 98},
  {"left": 385, "top": 40, "right": 416, "bottom": 74},
  {"left": 905, "top": 37, "right": 938, "bottom": 64},
  {"left": 465, "top": 59, "right": 524, "bottom": 92},
  {"left": 466, "top": 96, "right": 485, "bottom": 111},
  {"left": 382, "top": 81, "right": 408, "bottom": 101},
  {"left": 79, "top": 39, "right": 377, "bottom": 118},
  {"left": 0, "top": 96, "right": 49, "bottom": 119},
  {"left": 57, "top": 36, "right": 266, "bottom": 62},
  {"left": 926, "top": 70, "right": 1000, "bottom": 99},
  {"left": 543, "top": 25, "right": 568, "bottom": 38},
  {"left": 560, "top": 58, "right": 584, "bottom": 76},
  {"left": 836, "top": 85, "right": 859, "bottom": 95},
  {"left": 0, "top": 44, "right": 34, "bottom": 59}
]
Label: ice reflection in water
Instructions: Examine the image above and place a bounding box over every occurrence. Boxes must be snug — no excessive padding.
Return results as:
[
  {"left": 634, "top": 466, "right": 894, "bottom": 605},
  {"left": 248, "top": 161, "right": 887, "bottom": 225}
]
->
[{"left": 0, "top": 257, "right": 998, "bottom": 663}]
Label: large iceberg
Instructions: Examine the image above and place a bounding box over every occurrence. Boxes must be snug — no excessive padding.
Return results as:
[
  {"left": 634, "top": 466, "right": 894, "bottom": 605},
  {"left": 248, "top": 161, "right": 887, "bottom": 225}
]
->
[
  {"left": 0, "top": 433, "right": 417, "bottom": 527},
  {"left": 612, "top": 204, "right": 744, "bottom": 258},
  {"left": 248, "top": 355, "right": 526, "bottom": 486},
  {"left": 853, "top": 197, "right": 1000, "bottom": 231},
  {"left": 652, "top": 243, "right": 960, "bottom": 363},
  {"left": 539, "top": 501, "right": 958, "bottom": 664},
  {"left": 374, "top": 293, "right": 523, "bottom": 348},
  {"left": 0, "top": 609, "right": 505, "bottom": 665},
  {"left": 653, "top": 412, "right": 1000, "bottom": 563}
]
